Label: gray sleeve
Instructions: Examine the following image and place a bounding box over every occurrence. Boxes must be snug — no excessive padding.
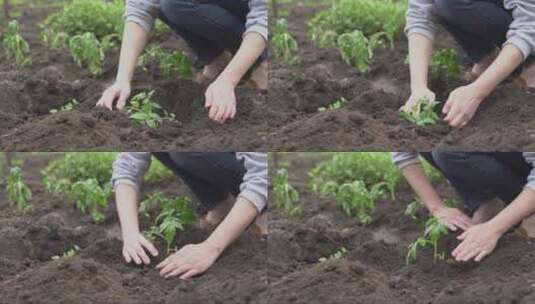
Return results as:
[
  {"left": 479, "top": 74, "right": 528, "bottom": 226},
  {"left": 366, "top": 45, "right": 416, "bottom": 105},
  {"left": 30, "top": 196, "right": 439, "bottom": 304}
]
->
[
  {"left": 523, "top": 152, "right": 535, "bottom": 191},
  {"left": 405, "top": 0, "right": 437, "bottom": 40},
  {"left": 392, "top": 152, "right": 421, "bottom": 169},
  {"left": 236, "top": 152, "right": 268, "bottom": 213},
  {"left": 111, "top": 152, "right": 152, "bottom": 192},
  {"left": 245, "top": 0, "right": 268, "bottom": 41},
  {"left": 504, "top": 0, "right": 535, "bottom": 59},
  {"left": 124, "top": 0, "right": 160, "bottom": 33}
]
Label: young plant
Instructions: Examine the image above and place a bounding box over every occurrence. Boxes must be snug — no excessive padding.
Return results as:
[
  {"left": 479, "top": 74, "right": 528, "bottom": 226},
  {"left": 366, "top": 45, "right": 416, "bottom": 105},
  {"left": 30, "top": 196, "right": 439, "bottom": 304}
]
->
[
  {"left": 50, "top": 99, "right": 79, "bottom": 114},
  {"left": 144, "top": 194, "right": 196, "bottom": 253},
  {"left": 2, "top": 20, "right": 31, "bottom": 66},
  {"left": 68, "top": 178, "right": 111, "bottom": 223},
  {"left": 318, "top": 247, "right": 348, "bottom": 262},
  {"left": 138, "top": 46, "right": 192, "bottom": 79},
  {"left": 430, "top": 48, "right": 461, "bottom": 79},
  {"left": 318, "top": 97, "right": 347, "bottom": 112},
  {"left": 125, "top": 90, "right": 176, "bottom": 128},
  {"left": 68, "top": 32, "right": 104, "bottom": 76},
  {"left": 273, "top": 168, "right": 301, "bottom": 216},
  {"left": 400, "top": 97, "right": 440, "bottom": 127},
  {"left": 272, "top": 18, "right": 300, "bottom": 65},
  {"left": 406, "top": 217, "right": 449, "bottom": 264},
  {"left": 337, "top": 31, "right": 385, "bottom": 73},
  {"left": 405, "top": 199, "right": 422, "bottom": 220},
  {"left": 6, "top": 166, "right": 33, "bottom": 213},
  {"left": 52, "top": 245, "right": 80, "bottom": 260},
  {"left": 335, "top": 180, "right": 386, "bottom": 225}
]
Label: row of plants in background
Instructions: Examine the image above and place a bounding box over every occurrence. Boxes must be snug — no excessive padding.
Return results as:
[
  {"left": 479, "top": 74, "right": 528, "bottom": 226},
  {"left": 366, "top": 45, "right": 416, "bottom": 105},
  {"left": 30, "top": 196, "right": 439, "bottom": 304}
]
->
[
  {"left": 337, "top": 31, "right": 385, "bottom": 73},
  {"left": 2, "top": 20, "right": 31, "bottom": 66},
  {"left": 6, "top": 166, "right": 33, "bottom": 214},
  {"left": 138, "top": 46, "right": 193, "bottom": 79},
  {"left": 125, "top": 90, "right": 177, "bottom": 129},
  {"left": 273, "top": 168, "right": 301, "bottom": 216},
  {"left": 271, "top": 18, "right": 300, "bottom": 65}
]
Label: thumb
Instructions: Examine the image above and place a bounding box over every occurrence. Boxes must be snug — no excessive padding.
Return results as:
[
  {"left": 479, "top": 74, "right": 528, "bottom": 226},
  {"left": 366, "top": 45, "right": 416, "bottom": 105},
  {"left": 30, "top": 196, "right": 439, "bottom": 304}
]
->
[
  {"left": 443, "top": 97, "right": 452, "bottom": 114},
  {"left": 116, "top": 90, "right": 130, "bottom": 110},
  {"left": 457, "top": 231, "right": 468, "bottom": 240}
]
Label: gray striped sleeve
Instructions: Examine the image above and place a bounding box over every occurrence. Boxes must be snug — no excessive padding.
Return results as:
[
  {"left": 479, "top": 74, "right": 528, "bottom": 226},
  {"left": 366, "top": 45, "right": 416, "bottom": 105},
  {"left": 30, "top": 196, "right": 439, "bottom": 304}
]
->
[
  {"left": 504, "top": 0, "right": 535, "bottom": 59},
  {"left": 405, "top": 0, "right": 437, "bottom": 40},
  {"left": 111, "top": 152, "right": 152, "bottom": 192},
  {"left": 523, "top": 152, "right": 535, "bottom": 191},
  {"left": 236, "top": 152, "right": 268, "bottom": 213},
  {"left": 246, "top": 0, "right": 268, "bottom": 40},
  {"left": 392, "top": 152, "right": 421, "bottom": 169},
  {"left": 124, "top": 0, "right": 160, "bottom": 33}
]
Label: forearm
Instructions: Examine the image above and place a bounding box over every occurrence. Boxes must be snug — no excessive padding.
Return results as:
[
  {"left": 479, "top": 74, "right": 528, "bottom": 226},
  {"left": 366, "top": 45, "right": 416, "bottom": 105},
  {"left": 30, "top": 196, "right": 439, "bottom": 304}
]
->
[
  {"left": 116, "top": 183, "right": 141, "bottom": 238},
  {"left": 402, "top": 163, "right": 444, "bottom": 213},
  {"left": 488, "top": 187, "right": 535, "bottom": 235},
  {"left": 204, "top": 196, "right": 258, "bottom": 253},
  {"left": 218, "top": 32, "right": 266, "bottom": 86},
  {"left": 472, "top": 44, "right": 524, "bottom": 97},
  {"left": 408, "top": 33, "right": 433, "bottom": 91},
  {"left": 116, "top": 22, "right": 150, "bottom": 84}
]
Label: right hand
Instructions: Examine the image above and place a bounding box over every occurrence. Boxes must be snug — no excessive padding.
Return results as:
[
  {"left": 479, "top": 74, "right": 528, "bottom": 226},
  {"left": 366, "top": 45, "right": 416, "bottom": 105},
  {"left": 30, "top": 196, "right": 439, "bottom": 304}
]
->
[
  {"left": 401, "top": 87, "right": 436, "bottom": 112},
  {"left": 96, "top": 81, "right": 131, "bottom": 110},
  {"left": 432, "top": 206, "right": 473, "bottom": 231},
  {"left": 122, "top": 232, "right": 159, "bottom": 265}
]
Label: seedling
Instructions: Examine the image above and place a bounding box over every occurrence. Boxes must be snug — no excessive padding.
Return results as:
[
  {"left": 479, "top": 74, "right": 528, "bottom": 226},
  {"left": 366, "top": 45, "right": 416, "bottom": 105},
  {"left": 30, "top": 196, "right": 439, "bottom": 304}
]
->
[
  {"left": 50, "top": 99, "right": 79, "bottom": 113},
  {"left": 273, "top": 168, "right": 301, "bottom": 216},
  {"left": 272, "top": 18, "right": 300, "bottom": 65},
  {"left": 405, "top": 199, "right": 422, "bottom": 220},
  {"left": 3, "top": 20, "right": 31, "bottom": 66},
  {"left": 400, "top": 97, "right": 440, "bottom": 127},
  {"left": 318, "top": 97, "right": 347, "bottom": 112},
  {"left": 6, "top": 166, "right": 33, "bottom": 213},
  {"left": 319, "top": 247, "right": 348, "bottom": 262},
  {"left": 52, "top": 245, "right": 80, "bottom": 260},
  {"left": 337, "top": 31, "right": 385, "bottom": 73},
  {"left": 335, "top": 180, "right": 386, "bottom": 225},
  {"left": 144, "top": 194, "right": 196, "bottom": 253},
  {"left": 430, "top": 49, "right": 461, "bottom": 79},
  {"left": 125, "top": 90, "right": 176, "bottom": 129},
  {"left": 138, "top": 46, "right": 192, "bottom": 79},
  {"left": 69, "top": 32, "right": 104, "bottom": 76},
  {"left": 407, "top": 217, "right": 449, "bottom": 264},
  {"left": 69, "top": 178, "right": 111, "bottom": 223}
]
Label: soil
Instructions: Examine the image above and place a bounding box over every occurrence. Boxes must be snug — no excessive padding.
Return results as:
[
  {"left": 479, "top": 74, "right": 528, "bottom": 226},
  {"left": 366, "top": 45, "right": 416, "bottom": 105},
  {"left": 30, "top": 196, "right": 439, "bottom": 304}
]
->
[
  {"left": 0, "top": 154, "right": 268, "bottom": 304},
  {"left": 0, "top": 4, "right": 270, "bottom": 151},
  {"left": 267, "top": 2, "right": 535, "bottom": 151},
  {"left": 268, "top": 154, "right": 535, "bottom": 303}
]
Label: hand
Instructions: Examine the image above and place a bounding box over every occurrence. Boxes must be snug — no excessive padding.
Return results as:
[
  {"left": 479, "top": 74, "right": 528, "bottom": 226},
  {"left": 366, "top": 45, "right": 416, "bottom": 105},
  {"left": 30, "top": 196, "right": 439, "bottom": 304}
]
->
[
  {"left": 156, "top": 242, "right": 222, "bottom": 280},
  {"left": 205, "top": 77, "right": 237, "bottom": 124},
  {"left": 443, "top": 84, "right": 486, "bottom": 128},
  {"left": 96, "top": 81, "right": 131, "bottom": 110},
  {"left": 452, "top": 222, "right": 501, "bottom": 262},
  {"left": 401, "top": 87, "right": 436, "bottom": 112},
  {"left": 432, "top": 206, "right": 473, "bottom": 231},
  {"left": 122, "top": 233, "right": 159, "bottom": 265}
]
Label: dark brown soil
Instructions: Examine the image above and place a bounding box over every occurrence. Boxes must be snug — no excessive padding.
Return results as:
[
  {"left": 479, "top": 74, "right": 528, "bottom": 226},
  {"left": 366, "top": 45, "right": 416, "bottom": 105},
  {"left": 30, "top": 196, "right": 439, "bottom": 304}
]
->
[
  {"left": 0, "top": 154, "right": 267, "bottom": 304},
  {"left": 267, "top": 3, "right": 535, "bottom": 151},
  {"left": 269, "top": 154, "right": 535, "bottom": 303},
  {"left": 0, "top": 5, "right": 269, "bottom": 151}
]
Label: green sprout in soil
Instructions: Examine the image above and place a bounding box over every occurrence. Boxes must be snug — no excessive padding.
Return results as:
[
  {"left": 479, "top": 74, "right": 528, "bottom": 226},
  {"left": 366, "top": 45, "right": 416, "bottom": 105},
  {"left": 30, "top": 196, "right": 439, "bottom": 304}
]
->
[
  {"left": 68, "top": 32, "right": 105, "bottom": 76},
  {"left": 318, "top": 97, "right": 347, "bottom": 112},
  {"left": 68, "top": 178, "right": 111, "bottom": 223},
  {"left": 406, "top": 217, "right": 449, "bottom": 265},
  {"left": 3, "top": 20, "right": 32, "bottom": 66},
  {"left": 6, "top": 166, "right": 33, "bottom": 214},
  {"left": 125, "top": 90, "right": 176, "bottom": 129},
  {"left": 272, "top": 18, "right": 300, "bottom": 65},
  {"left": 430, "top": 48, "right": 461, "bottom": 79},
  {"left": 400, "top": 97, "right": 440, "bottom": 127},
  {"left": 144, "top": 194, "right": 196, "bottom": 254},
  {"left": 337, "top": 30, "right": 385, "bottom": 73},
  {"left": 137, "top": 46, "right": 192, "bottom": 79},
  {"left": 405, "top": 199, "right": 422, "bottom": 220},
  {"left": 52, "top": 245, "right": 80, "bottom": 260},
  {"left": 319, "top": 247, "right": 348, "bottom": 262},
  {"left": 273, "top": 168, "right": 301, "bottom": 216},
  {"left": 335, "top": 180, "right": 386, "bottom": 225},
  {"left": 50, "top": 99, "right": 79, "bottom": 114}
]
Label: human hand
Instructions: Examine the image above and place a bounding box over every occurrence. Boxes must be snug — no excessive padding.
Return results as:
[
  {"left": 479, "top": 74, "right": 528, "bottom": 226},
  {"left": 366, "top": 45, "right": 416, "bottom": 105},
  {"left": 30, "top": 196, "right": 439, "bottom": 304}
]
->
[
  {"left": 156, "top": 242, "right": 222, "bottom": 280},
  {"left": 205, "top": 77, "right": 237, "bottom": 124},
  {"left": 96, "top": 81, "right": 131, "bottom": 110},
  {"left": 401, "top": 87, "right": 436, "bottom": 112},
  {"left": 443, "top": 84, "right": 486, "bottom": 128},
  {"left": 432, "top": 206, "right": 472, "bottom": 231},
  {"left": 122, "top": 232, "right": 159, "bottom": 265},
  {"left": 452, "top": 222, "right": 500, "bottom": 262}
]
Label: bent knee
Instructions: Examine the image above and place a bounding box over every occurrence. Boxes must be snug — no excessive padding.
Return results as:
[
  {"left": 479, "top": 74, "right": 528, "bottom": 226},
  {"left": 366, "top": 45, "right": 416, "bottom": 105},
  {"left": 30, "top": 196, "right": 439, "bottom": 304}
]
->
[{"left": 434, "top": 0, "right": 471, "bottom": 20}]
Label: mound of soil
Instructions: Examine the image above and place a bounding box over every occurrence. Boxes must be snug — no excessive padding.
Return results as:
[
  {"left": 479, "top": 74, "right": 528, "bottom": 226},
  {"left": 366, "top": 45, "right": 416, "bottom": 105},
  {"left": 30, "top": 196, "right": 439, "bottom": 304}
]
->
[
  {"left": 267, "top": 3, "right": 535, "bottom": 150},
  {"left": 0, "top": 155, "right": 267, "bottom": 304},
  {"left": 269, "top": 154, "right": 535, "bottom": 303}
]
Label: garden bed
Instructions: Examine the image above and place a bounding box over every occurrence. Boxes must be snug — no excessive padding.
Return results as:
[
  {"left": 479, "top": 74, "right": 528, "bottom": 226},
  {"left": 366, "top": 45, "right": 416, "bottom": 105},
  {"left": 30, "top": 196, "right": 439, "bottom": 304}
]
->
[
  {"left": 269, "top": 153, "right": 535, "bottom": 303},
  {"left": 267, "top": 2, "right": 535, "bottom": 150},
  {"left": 0, "top": 154, "right": 267, "bottom": 304}
]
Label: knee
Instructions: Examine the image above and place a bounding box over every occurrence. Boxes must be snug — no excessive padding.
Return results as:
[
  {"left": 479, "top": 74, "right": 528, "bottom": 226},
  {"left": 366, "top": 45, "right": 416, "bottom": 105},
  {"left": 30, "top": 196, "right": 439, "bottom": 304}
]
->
[
  {"left": 431, "top": 152, "right": 474, "bottom": 178},
  {"left": 159, "top": 0, "right": 196, "bottom": 19},
  {"left": 434, "top": 0, "right": 468, "bottom": 20}
]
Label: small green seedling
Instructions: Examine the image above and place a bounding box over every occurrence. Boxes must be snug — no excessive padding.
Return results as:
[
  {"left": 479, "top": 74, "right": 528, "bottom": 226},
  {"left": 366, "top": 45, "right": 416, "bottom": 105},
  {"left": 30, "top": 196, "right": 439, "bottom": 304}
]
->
[
  {"left": 337, "top": 30, "right": 385, "bottom": 73},
  {"left": 273, "top": 168, "right": 301, "bottom": 216},
  {"left": 405, "top": 199, "right": 422, "bottom": 220},
  {"left": 407, "top": 217, "right": 449, "bottom": 264},
  {"left": 52, "top": 245, "right": 80, "bottom": 260},
  {"left": 3, "top": 20, "right": 31, "bottom": 66},
  {"left": 145, "top": 194, "right": 196, "bottom": 253},
  {"left": 69, "top": 32, "right": 104, "bottom": 76},
  {"left": 319, "top": 247, "right": 348, "bottom": 262},
  {"left": 6, "top": 166, "right": 33, "bottom": 213},
  {"left": 272, "top": 18, "right": 300, "bottom": 65},
  {"left": 318, "top": 97, "right": 347, "bottom": 112},
  {"left": 50, "top": 99, "right": 79, "bottom": 113},
  {"left": 138, "top": 46, "right": 192, "bottom": 79},
  {"left": 335, "top": 181, "right": 386, "bottom": 225},
  {"left": 400, "top": 97, "right": 440, "bottom": 127},
  {"left": 69, "top": 178, "right": 111, "bottom": 223},
  {"left": 125, "top": 90, "right": 176, "bottom": 129},
  {"left": 430, "top": 49, "right": 461, "bottom": 79}
]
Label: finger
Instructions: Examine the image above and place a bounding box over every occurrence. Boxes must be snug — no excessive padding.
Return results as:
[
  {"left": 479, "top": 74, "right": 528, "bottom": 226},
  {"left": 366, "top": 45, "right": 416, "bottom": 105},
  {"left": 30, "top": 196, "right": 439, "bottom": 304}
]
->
[
  {"left": 160, "top": 261, "right": 187, "bottom": 277},
  {"left": 444, "top": 106, "right": 457, "bottom": 122},
  {"left": 164, "top": 264, "right": 191, "bottom": 279},
  {"left": 453, "top": 219, "right": 469, "bottom": 231},
  {"left": 128, "top": 248, "right": 142, "bottom": 265},
  {"left": 445, "top": 222, "right": 457, "bottom": 231},
  {"left": 123, "top": 249, "right": 132, "bottom": 263},
  {"left": 214, "top": 104, "right": 225, "bottom": 123},
  {"left": 218, "top": 105, "right": 230, "bottom": 124},
  {"left": 156, "top": 257, "right": 171, "bottom": 269},
  {"left": 209, "top": 104, "right": 221, "bottom": 122},
  {"left": 230, "top": 104, "right": 236, "bottom": 119},
  {"left": 458, "top": 217, "right": 473, "bottom": 229},
  {"left": 135, "top": 245, "right": 151, "bottom": 265},
  {"left": 443, "top": 98, "right": 453, "bottom": 114},
  {"left": 460, "top": 248, "right": 480, "bottom": 262},
  {"left": 474, "top": 250, "right": 489, "bottom": 262},
  {"left": 116, "top": 90, "right": 129, "bottom": 110},
  {"left": 449, "top": 114, "right": 465, "bottom": 128},
  {"left": 180, "top": 268, "right": 200, "bottom": 280},
  {"left": 452, "top": 239, "right": 468, "bottom": 257},
  {"left": 205, "top": 89, "right": 213, "bottom": 108},
  {"left": 457, "top": 231, "right": 468, "bottom": 240},
  {"left": 140, "top": 237, "right": 159, "bottom": 257}
]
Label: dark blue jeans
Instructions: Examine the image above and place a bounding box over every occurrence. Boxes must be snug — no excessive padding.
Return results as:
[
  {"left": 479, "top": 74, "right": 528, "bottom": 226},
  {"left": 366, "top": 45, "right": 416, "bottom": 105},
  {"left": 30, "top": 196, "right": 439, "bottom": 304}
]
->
[
  {"left": 158, "top": 0, "right": 267, "bottom": 69},
  {"left": 434, "top": 0, "right": 511, "bottom": 63},
  {"left": 421, "top": 152, "right": 532, "bottom": 215},
  {"left": 152, "top": 152, "right": 246, "bottom": 215}
]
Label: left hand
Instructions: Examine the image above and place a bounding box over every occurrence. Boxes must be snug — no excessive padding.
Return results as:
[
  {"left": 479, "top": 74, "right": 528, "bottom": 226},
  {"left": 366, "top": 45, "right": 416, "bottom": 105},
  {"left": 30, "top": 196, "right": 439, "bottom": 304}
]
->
[
  {"left": 156, "top": 242, "right": 222, "bottom": 280},
  {"left": 205, "top": 77, "right": 237, "bottom": 124},
  {"left": 443, "top": 84, "right": 487, "bottom": 128},
  {"left": 451, "top": 222, "right": 501, "bottom": 262}
]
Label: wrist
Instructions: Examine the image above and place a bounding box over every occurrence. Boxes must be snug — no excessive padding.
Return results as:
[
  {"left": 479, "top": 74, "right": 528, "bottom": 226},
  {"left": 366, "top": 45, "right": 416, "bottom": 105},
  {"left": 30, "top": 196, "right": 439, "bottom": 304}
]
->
[
  {"left": 411, "top": 83, "right": 428, "bottom": 93},
  {"left": 428, "top": 200, "right": 446, "bottom": 214},
  {"left": 470, "top": 80, "right": 493, "bottom": 99},
  {"left": 486, "top": 217, "right": 510, "bottom": 236},
  {"left": 218, "top": 70, "right": 241, "bottom": 87},
  {"left": 203, "top": 239, "right": 225, "bottom": 256}
]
